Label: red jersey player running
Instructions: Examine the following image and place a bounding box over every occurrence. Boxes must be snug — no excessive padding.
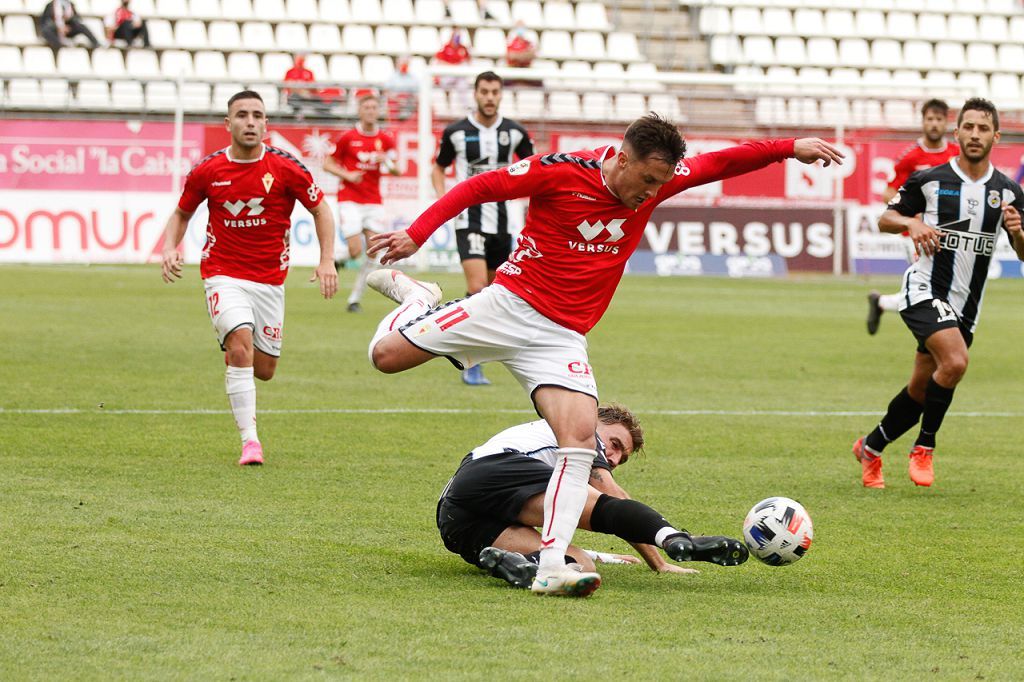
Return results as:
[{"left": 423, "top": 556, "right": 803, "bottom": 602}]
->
[
  {"left": 323, "top": 92, "right": 400, "bottom": 313},
  {"left": 363, "top": 114, "right": 843, "bottom": 596},
  {"left": 868, "top": 99, "right": 959, "bottom": 334},
  {"left": 161, "top": 90, "right": 337, "bottom": 466}
]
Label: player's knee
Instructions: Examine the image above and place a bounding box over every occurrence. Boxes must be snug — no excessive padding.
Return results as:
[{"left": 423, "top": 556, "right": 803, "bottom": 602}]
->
[
  {"left": 940, "top": 354, "right": 968, "bottom": 383},
  {"left": 370, "top": 342, "right": 401, "bottom": 373},
  {"left": 225, "top": 347, "right": 252, "bottom": 367}
]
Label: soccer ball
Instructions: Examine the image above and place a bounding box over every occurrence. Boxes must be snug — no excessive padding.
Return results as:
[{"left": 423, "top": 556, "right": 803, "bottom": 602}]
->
[{"left": 742, "top": 497, "right": 813, "bottom": 566}]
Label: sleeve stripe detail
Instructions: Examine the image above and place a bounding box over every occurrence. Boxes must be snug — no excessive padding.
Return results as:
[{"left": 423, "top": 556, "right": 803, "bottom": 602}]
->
[
  {"left": 188, "top": 148, "right": 227, "bottom": 175},
  {"left": 266, "top": 145, "right": 312, "bottom": 173},
  {"left": 540, "top": 152, "right": 600, "bottom": 169}
]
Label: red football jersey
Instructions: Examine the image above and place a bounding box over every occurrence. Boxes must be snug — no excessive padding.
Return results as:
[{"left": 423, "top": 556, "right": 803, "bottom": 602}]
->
[
  {"left": 407, "top": 140, "right": 795, "bottom": 334},
  {"left": 331, "top": 127, "right": 396, "bottom": 204},
  {"left": 888, "top": 139, "right": 959, "bottom": 192},
  {"left": 178, "top": 144, "right": 324, "bottom": 285}
]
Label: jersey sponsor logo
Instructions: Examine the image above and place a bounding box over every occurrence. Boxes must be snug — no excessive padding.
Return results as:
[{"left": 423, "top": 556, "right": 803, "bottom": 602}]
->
[
  {"left": 571, "top": 192, "right": 597, "bottom": 201},
  {"left": 508, "top": 159, "right": 531, "bottom": 176},
  {"left": 674, "top": 159, "right": 691, "bottom": 176},
  {"left": 567, "top": 361, "right": 593, "bottom": 377},
  {"left": 262, "top": 325, "right": 282, "bottom": 341},
  {"left": 937, "top": 218, "right": 995, "bottom": 256},
  {"left": 499, "top": 235, "right": 542, "bottom": 275},
  {"left": 211, "top": 180, "right": 232, "bottom": 186},
  {"left": 223, "top": 198, "right": 265, "bottom": 216},
  {"left": 498, "top": 130, "right": 510, "bottom": 146},
  {"left": 936, "top": 188, "right": 959, "bottom": 196},
  {"left": 262, "top": 173, "right": 274, "bottom": 193},
  {"left": 967, "top": 198, "right": 979, "bottom": 216},
  {"left": 568, "top": 241, "right": 620, "bottom": 255},
  {"left": 988, "top": 190, "right": 1002, "bottom": 208},
  {"left": 576, "top": 219, "right": 626, "bottom": 243}
]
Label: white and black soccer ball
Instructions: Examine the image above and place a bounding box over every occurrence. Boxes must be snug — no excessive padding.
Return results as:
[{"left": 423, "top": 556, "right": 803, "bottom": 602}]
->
[{"left": 742, "top": 497, "right": 813, "bottom": 566}]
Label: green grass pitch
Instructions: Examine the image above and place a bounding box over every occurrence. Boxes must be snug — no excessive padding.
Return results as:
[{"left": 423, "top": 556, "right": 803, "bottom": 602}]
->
[{"left": 1, "top": 264, "right": 1022, "bottom": 679}]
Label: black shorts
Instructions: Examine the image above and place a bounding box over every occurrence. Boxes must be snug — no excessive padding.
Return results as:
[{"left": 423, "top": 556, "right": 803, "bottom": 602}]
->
[
  {"left": 900, "top": 299, "right": 974, "bottom": 354},
  {"left": 456, "top": 228, "right": 512, "bottom": 270},
  {"left": 436, "top": 452, "right": 554, "bottom": 567}
]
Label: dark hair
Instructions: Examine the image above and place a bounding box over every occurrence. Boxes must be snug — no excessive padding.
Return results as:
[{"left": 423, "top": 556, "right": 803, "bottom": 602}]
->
[
  {"left": 598, "top": 403, "right": 644, "bottom": 456},
  {"left": 957, "top": 97, "right": 999, "bottom": 131},
  {"left": 623, "top": 113, "right": 686, "bottom": 165},
  {"left": 474, "top": 71, "right": 503, "bottom": 90},
  {"left": 227, "top": 90, "right": 264, "bottom": 110},
  {"left": 921, "top": 99, "right": 949, "bottom": 118}
]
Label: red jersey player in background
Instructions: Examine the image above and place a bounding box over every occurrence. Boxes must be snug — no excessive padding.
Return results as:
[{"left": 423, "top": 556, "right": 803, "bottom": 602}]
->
[
  {"left": 323, "top": 92, "right": 400, "bottom": 313},
  {"left": 868, "top": 99, "right": 959, "bottom": 335},
  {"left": 362, "top": 114, "right": 843, "bottom": 596},
  {"left": 160, "top": 90, "right": 337, "bottom": 466}
]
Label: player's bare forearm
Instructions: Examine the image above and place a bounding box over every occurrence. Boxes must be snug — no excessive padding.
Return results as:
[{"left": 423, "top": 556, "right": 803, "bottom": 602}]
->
[
  {"left": 322, "top": 155, "right": 344, "bottom": 179},
  {"left": 160, "top": 208, "right": 192, "bottom": 282},
  {"left": 878, "top": 209, "right": 917, "bottom": 234},
  {"left": 431, "top": 164, "right": 447, "bottom": 197},
  {"left": 588, "top": 469, "right": 630, "bottom": 499},
  {"left": 309, "top": 201, "right": 338, "bottom": 298},
  {"left": 631, "top": 541, "right": 669, "bottom": 571},
  {"left": 881, "top": 186, "right": 898, "bottom": 203}
]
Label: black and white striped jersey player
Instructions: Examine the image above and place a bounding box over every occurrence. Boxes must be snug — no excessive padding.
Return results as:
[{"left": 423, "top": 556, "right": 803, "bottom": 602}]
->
[{"left": 853, "top": 98, "right": 1024, "bottom": 490}]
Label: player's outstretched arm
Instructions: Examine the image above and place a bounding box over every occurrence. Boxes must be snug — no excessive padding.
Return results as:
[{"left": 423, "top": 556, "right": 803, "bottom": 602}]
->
[
  {"left": 879, "top": 209, "right": 939, "bottom": 256},
  {"left": 308, "top": 201, "right": 338, "bottom": 299},
  {"left": 160, "top": 208, "right": 193, "bottom": 283},
  {"left": 793, "top": 138, "right": 845, "bottom": 167},
  {"left": 367, "top": 230, "right": 419, "bottom": 265},
  {"left": 1003, "top": 202, "right": 1024, "bottom": 260}
]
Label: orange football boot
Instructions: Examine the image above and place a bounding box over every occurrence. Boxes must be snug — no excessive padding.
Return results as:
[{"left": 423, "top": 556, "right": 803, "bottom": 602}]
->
[
  {"left": 853, "top": 437, "right": 885, "bottom": 488},
  {"left": 908, "top": 445, "right": 934, "bottom": 487}
]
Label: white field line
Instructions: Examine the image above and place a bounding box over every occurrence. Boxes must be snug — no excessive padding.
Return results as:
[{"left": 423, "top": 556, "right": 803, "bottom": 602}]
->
[{"left": 0, "top": 408, "right": 1022, "bottom": 417}]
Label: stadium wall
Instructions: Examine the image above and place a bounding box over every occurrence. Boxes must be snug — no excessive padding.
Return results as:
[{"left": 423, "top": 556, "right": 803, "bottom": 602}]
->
[{"left": 2, "top": 117, "right": 1023, "bottom": 278}]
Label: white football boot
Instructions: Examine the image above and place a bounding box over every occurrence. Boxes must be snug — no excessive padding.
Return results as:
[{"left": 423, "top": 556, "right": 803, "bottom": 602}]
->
[
  {"left": 366, "top": 269, "right": 442, "bottom": 306},
  {"left": 530, "top": 569, "right": 601, "bottom": 597}
]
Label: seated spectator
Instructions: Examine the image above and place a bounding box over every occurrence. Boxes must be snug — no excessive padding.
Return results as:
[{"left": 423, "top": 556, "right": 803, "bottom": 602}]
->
[
  {"left": 39, "top": 0, "right": 100, "bottom": 52},
  {"left": 385, "top": 56, "right": 419, "bottom": 121},
  {"left": 434, "top": 30, "right": 472, "bottom": 111},
  {"left": 105, "top": 0, "right": 150, "bottom": 48},
  {"left": 282, "top": 53, "right": 319, "bottom": 110},
  {"left": 506, "top": 21, "right": 535, "bottom": 68}
]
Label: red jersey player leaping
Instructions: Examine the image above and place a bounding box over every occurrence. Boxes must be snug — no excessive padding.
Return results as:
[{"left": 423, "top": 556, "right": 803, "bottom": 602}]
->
[
  {"left": 365, "top": 114, "right": 843, "bottom": 596},
  {"left": 867, "top": 98, "right": 959, "bottom": 335},
  {"left": 323, "top": 91, "right": 400, "bottom": 313},
  {"left": 160, "top": 90, "right": 338, "bottom": 466}
]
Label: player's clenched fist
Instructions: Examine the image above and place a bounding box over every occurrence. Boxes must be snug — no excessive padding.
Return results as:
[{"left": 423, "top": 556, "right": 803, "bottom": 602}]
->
[
  {"left": 1002, "top": 202, "right": 1021, "bottom": 235},
  {"left": 161, "top": 249, "right": 183, "bottom": 283}
]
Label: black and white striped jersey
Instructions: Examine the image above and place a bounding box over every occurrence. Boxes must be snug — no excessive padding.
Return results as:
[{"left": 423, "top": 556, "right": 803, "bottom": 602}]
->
[
  {"left": 435, "top": 114, "right": 533, "bottom": 233},
  {"left": 889, "top": 159, "right": 1024, "bottom": 332},
  {"left": 468, "top": 419, "right": 612, "bottom": 471}
]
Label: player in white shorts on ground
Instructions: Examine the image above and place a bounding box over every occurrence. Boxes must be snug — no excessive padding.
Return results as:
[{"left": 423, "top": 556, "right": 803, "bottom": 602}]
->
[
  {"left": 161, "top": 90, "right": 337, "bottom": 466},
  {"left": 323, "top": 91, "right": 400, "bottom": 313},
  {"left": 363, "top": 114, "right": 842, "bottom": 596}
]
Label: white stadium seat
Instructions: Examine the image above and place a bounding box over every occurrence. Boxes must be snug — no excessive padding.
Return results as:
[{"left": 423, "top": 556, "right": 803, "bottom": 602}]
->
[
  {"left": 539, "top": 30, "right": 573, "bottom": 60},
  {"left": 318, "top": 0, "right": 348, "bottom": 22},
  {"left": 262, "top": 52, "right": 293, "bottom": 81},
  {"left": 792, "top": 9, "right": 824, "bottom": 36},
  {"left": 362, "top": 54, "right": 394, "bottom": 83},
  {"left": 511, "top": 0, "right": 544, "bottom": 28},
  {"left": 648, "top": 93, "right": 679, "bottom": 121},
  {"left": 91, "top": 48, "right": 126, "bottom": 78},
  {"left": 606, "top": 33, "right": 640, "bottom": 62},
  {"left": 822, "top": 10, "right": 853, "bottom": 38},
  {"left": 486, "top": 1, "right": 513, "bottom": 26},
  {"left": 820, "top": 98, "right": 851, "bottom": 126},
  {"left": 885, "top": 12, "right": 917, "bottom": 41},
  {"left": 989, "top": 73, "right": 1021, "bottom": 100},
  {"left": 7, "top": 78, "right": 41, "bottom": 107},
  {"left": 0, "top": 46, "right": 23, "bottom": 74},
  {"left": 228, "top": 51, "right": 262, "bottom": 81},
  {"left": 39, "top": 80, "right": 70, "bottom": 108},
  {"left": 209, "top": 21, "right": 244, "bottom": 50},
  {"left": 77, "top": 80, "right": 111, "bottom": 108},
  {"left": 762, "top": 8, "right": 793, "bottom": 36},
  {"left": 155, "top": 0, "right": 188, "bottom": 18},
  {"left": 56, "top": 47, "right": 91, "bottom": 77},
  {"left": 870, "top": 39, "right": 902, "bottom": 69},
  {"left": 626, "top": 62, "right": 661, "bottom": 91},
  {"left": 328, "top": 54, "right": 362, "bottom": 82},
  {"left": 902, "top": 40, "right": 934, "bottom": 70},
  {"left": 853, "top": 10, "right": 884, "bottom": 39},
  {"left": 709, "top": 35, "right": 740, "bottom": 66},
  {"left": 146, "top": 81, "right": 179, "bottom": 110},
  {"left": 309, "top": 24, "right": 342, "bottom": 53},
  {"left": 978, "top": 15, "right": 1009, "bottom": 43},
  {"left": 998, "top": 44, "right": 1024, "bottom": 73},
  {"left": 213, "top": 82, "right": 245, "bottom": 109},
  {"left": 741, "top": 36, "right": 773, "bottom": 67},
  {"left": 592, "top": 61, "right": 625, "bottom": 90},
  {"left": 933, "top": 41, "right": 964, "bottom": 67},
  {"left": 805, "top": 37, "right": 837, "bottom": 68},
  {"left": 543, "top": 1, "right": 575, "bottom": 30},
  {"left": 549, "top": 91, "right": 580, "bottom": 119},
  {"left": 253, "top": 0, "right": 287, "bottom": 21},
  {"left": 382, "top": 0, "right": 415, "bottom": 23},
  {"left": 275, "top": 23, "right": 309, "bottom": 53},
  {"left": 240, "top": 22, "right": 275, "bottom": 51},
  {"left": 111, "top": 80, "right": 144, "bottom": 109},
  {"left": 449, "top": 0, "right": 481, "bottom": 24},
  {"left": 883, "top": 100, "right": 915, "bottom": 128},
  {"left": 471, "top": 27, "right": 505, "bottom": 59},
  {"left": 220, "top": 0, "right": 253, "bottom": 19},
  {"left": 731, "top": 7, "right": 763, "bottom": 35},
  {"left": 573, "top": 32, "right": 605, "bottom": 61},
  {"left": 582, "top": 92, "right": 613, "bottom": 120},
  {"left": 146, "top": 18, "right": 175, "bottom": 48},
  {"left": 350, "top": 0, "right": 382, "bottom": 22},
  {"left": 173, "top": 19, "right": 209, "bottom": 50},
  {"left": 699, "top": 6, "right": 730, "bottom": 35},
  {"left": 0, "top": 0, "right": 23, "bottom": 11},
  {"left": 774, "top": 36, "right": 806, "bottom": 68},
  {"left": 286, "top": 0, "right": 318, "bottom": 21},
  {"left": 407, "top": 25, "right": 439, "bottom": 55},
  {"left": 23, "top": 46, "right": 57, "bottom": 76},
  {"left": 182, "top": 81, "right": 212, "bottom": 111},
  {"left": 917, "top": 13, "right": 948, "bottom": 40},
  {"left": 193, "top": 51, "right": 228, "bottom": 79},
  {"left": 838, "top": 38, "right": 870, "bottom": 68},
  {"left": 575, "top": 2, "right": 610, "bottom": 31},
  {"left": 957, "top": 72, "right": 987, "bottom": 97},
  {"left": 160, "top": 49, "right": 194, "bottom": 77},
  {"left": 515, "top": 89, "right": 544, "bottom": 118},
  {"left": 250, "top": 83, "right": 281, "bottom": 113},
  {"left": 415, "top": 0, "right": 445, "bottom": 23},
  {"left": 4, "top": 15, "right": 39, "bottom": 46},
  {"left": 188, "top": 0, "right": 222, "bottom": 20},
  {"left": 374, "top": 25, "right": 409, "bottom": 56},
  {"left": 342, "top": 25, "right": 375, "bottom": 53}
]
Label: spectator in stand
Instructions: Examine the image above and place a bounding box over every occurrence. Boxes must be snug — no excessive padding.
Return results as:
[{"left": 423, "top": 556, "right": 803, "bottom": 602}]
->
[
  {"left": 105, "top": 0, "right": 150, "bottom": 48},
  {"left": 39, "top": 0, "right": 101, "bottom": 52},
  {"left": 443, "top": 0, "right": 495, "bottom": 21},
  {"left": 282, "top": 53, "right": 328, "bottom": 115},
  {"left": 506, "top": 21, "right": 535, "bottom": 68},
  {"left": 435, "top": 30, "right": 472, "bottom": 111},
  {"left": 385, "top": 56, "right": 419, "bottom": 121}
]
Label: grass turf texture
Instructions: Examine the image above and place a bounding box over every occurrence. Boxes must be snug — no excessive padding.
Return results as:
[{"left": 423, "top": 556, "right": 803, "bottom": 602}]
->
[{"left": 1, "top": 264, "right": 1022, "bottom": 679}]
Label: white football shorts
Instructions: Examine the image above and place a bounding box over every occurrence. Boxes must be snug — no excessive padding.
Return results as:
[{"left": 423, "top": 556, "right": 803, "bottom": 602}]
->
[
  {"left": 203, "top": 275, "right": 285, "bottom": 357},
  {"left": 339, "top": 202, "right": 387, "bottom": 239},
  {"left": 399, "top": 284, "right": 598, "bottom": 400}
]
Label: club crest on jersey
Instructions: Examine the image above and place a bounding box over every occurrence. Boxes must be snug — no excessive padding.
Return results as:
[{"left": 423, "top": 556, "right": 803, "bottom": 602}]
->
[
  {"left": 262, "top": 173, "right": 274, "bottom": 193},
  {"left": 674, "top": 159, "right": 691, "bottom": 176},
  {"left": 508, "top": 159, "right": 531, "bottom": 176},
  {"left": 988, "top": 190, "right": 1001, "bottom": 208},
  {"left": 499, "top": 130, "right": 510, "bottom": 146}
]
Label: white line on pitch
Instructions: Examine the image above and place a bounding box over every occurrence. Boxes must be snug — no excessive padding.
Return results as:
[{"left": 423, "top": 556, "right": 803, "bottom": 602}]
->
[{"left": 1, "top": 408, "right": 1022, "bottom": 417}]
